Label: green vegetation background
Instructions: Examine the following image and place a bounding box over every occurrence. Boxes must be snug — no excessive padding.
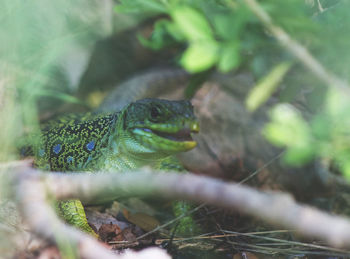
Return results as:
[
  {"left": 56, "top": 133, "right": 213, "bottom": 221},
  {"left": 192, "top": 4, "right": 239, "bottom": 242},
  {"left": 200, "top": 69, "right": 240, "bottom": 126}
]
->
[{"left": 1, "top": 0, "right": 350, "bottom": 198}]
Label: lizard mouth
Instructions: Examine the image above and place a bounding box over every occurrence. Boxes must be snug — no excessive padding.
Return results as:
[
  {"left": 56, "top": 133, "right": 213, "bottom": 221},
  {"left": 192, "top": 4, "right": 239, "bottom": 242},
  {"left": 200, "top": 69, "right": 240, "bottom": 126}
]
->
[
  {"left": 139, "top": 128, "right": 195, "bottom": 142},
  {"left": 132, "top": 121, "right": 199, "bottom": 151}
]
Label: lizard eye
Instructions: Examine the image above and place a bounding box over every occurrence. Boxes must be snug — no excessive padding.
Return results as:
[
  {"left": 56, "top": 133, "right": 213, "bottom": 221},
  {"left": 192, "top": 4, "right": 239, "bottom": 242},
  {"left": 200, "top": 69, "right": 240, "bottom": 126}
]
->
[{"left": 150, "top": 105, "right": 161, "bottom": 120}]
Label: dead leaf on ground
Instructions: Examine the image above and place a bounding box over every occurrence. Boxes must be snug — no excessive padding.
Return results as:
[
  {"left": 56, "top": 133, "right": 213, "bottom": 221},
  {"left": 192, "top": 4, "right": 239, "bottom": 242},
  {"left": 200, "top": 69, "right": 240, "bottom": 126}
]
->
[
  {"left": 123, "top": 209, "right": 160, "bottom": 232},
  {"left": 85, "top": 208, "right": 130, "bottom": 231},
  {"left": 98, "top": 223, "right": 123, "bottom": 243}
]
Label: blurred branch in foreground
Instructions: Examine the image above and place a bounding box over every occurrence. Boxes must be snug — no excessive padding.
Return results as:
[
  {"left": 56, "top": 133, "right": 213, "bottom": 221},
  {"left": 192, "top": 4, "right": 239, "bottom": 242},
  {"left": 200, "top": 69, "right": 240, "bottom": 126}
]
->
[
  {"left": 6, "top": 161, "right": 350, "bottom": 250},
  {"left": 6, "top": 161, "right": 169, "bottom": 259}
]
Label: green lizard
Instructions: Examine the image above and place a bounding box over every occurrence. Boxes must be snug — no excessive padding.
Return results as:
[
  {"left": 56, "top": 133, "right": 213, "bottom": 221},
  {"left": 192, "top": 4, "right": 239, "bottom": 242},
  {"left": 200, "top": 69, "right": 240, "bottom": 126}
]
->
[{"left": 25, "top": 98, "right": 199, "bottom": 236}]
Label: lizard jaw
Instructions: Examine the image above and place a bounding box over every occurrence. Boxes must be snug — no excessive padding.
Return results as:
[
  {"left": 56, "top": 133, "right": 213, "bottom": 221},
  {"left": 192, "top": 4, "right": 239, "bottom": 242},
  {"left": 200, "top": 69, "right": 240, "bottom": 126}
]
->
[
  {"left": 132, "top": 127, "right": 198, "bottom": 152},
  {"left": 140, "top": 128, "right": 194, "bottom": 142}
]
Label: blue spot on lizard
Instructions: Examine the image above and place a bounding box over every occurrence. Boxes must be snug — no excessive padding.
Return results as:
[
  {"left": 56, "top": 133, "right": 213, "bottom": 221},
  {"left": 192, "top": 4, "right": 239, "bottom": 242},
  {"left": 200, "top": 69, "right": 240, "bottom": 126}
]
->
[
  {"left": 86, "top": 140, "right": 95, "bottom": 151},
  {"left": 39, "top": 149, "right": 45, "bottom": 157},
  {"left": 53, "top": 144, "right": 62, "bottom": 154}
]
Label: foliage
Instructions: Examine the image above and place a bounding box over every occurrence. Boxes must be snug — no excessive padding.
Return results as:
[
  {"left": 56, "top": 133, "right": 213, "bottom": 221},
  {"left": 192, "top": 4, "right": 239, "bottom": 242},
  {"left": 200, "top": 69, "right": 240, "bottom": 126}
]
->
[
  {"left": 116, "top": 0, "right": 254, "bottom": 73},
  {"left": 0, "top": 0, "right": 123, "bottom": 161},
  {"left": 246, "top": 62, "right": 292, "bottom": 112},
  {"left": 265, "top": 88, "right": 350, "bottom": 177},
  {"left": 115, "top": 0, "right": 350, "bottom": 179},
  {"left": 261, "top": 1, "right": 350, "bottom": 176},
  {"left": 0, "top": 0, "right": 348, "bottom": 177}
]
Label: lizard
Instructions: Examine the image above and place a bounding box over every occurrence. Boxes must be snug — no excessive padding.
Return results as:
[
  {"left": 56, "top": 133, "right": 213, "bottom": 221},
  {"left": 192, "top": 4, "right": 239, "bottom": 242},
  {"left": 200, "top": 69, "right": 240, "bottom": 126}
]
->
[{"left": 24, "top": 98, "right": 199, "bottom": 236}]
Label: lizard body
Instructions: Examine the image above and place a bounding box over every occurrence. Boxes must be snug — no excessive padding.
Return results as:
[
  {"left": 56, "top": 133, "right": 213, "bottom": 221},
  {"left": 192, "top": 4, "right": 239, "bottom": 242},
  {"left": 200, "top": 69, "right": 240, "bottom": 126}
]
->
[{"left": 27, "top": 98, "right": 199, "bottom": 236}]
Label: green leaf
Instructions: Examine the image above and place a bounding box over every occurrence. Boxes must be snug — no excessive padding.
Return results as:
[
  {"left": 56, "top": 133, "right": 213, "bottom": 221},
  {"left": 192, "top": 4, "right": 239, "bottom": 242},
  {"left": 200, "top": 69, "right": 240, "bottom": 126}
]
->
[
  {"left": 165, "top": 22, "right": 186, "bottom": 42},
  {"left": 325, "top": 88, "right": 350, "bottom": 117},
  {"left": 284, "top": 146, "right": 314, "bottom": 166},
  {"left": 212, "top": 7, "right": 250, "bottom": 40},
  {"left": 137, "top": 19, "right": 185, "bottom": 50},
  {"left": 264, "top": 104, "right": 315, "bottom": 165},
  {"left": 264, "top": 104, "right": 311, "bottom": 148},
  {"left": 171, "top": 6, "right": 213, "bottom": 41},
  {"left": 342, "top": 161, "right": 350, "bottom": 180},
  {"left": 180, "top": 41, "right": 218, "bottom": 73},
  {"left": 246, "top": 62, "right": 292, "bottom": 112},
  {"left": 218, "top": 42, "right": 240, "bottom": 72}
]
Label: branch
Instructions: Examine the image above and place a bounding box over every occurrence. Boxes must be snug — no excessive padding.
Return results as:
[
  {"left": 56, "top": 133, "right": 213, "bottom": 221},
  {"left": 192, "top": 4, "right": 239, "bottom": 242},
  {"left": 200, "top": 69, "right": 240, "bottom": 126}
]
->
[
  {"left": 10, "top": 164, "right": 170, "bottom": 259},
  {"left": 14, "top": 166, "right": 350, "bottom": 249},
  {"left": 243, "top": 0, "right": 350, "bottom": 94}
]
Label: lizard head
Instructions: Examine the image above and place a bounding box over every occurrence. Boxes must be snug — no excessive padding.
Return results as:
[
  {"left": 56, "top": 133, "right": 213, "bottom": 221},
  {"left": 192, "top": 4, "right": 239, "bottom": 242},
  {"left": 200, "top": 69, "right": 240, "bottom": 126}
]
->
[{"left": 118, "top": 98, "right": 199, "bottom": 157}]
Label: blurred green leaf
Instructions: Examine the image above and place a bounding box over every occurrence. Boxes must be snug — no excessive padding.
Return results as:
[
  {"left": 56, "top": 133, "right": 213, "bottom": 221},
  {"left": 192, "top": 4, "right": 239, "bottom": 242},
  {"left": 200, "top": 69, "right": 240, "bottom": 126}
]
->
[
  {"left": 246, "top": 62, "right": 292, "bottom": 112},
  {"left": 212, "top": 7, "right": 250, "bottom": 40},
  {"left": 137, "top": 19, "right": 184, "bottom": 50},
  {"left": 325, "top": 88, "right": 350, "bottom": 117},
  {"left": 339, "top": 160, "right": 350, "bottom": 180},
  {"left": 264, "top": 104, "right": 314, "bottom": 165},
  {"left": 217, "top": 41, "right": 240, "bottom": 72},
  {"left": 284, "top": 146, "right": 314, "bottom": 166},
  {"left": 171, "top": 6, "right": 214, "bottom": 41},
  {"left": 264, "top": 104, "right": 311, "bottom": 147},
  {"left": 180, "top": 41, "right": 218, "bottom": 72},
  {"left": 311, "top": 114, "right": 331, "bottom": 140}
]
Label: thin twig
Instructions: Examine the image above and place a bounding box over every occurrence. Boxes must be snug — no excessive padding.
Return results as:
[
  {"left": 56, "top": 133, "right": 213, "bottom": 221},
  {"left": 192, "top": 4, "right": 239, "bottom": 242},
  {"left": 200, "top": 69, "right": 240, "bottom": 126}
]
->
[
  {"left": 239, "top": 151, "right": 284, "bottom": 184},
  {"left": 222, "top": 230, "right": 350, "bottom": 254},
  {"left": 243, "top": 0, "right": 350, "bottom": 94}
]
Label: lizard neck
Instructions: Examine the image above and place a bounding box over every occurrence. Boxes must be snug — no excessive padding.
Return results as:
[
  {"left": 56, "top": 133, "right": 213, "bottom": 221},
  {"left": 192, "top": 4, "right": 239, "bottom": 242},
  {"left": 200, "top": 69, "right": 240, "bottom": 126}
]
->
[
  {"left": 103, "top": 109, "right": 170, "bottom": 171},
  {"left": 104, "top": 137, "right": 170, "bottom": 171}
]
